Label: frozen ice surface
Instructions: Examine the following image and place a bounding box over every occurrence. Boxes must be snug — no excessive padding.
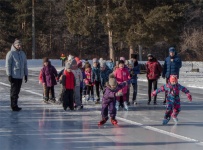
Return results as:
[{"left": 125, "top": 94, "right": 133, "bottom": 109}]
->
[{"left": 0, "top": 60, "right": 203, "bottom": 150}]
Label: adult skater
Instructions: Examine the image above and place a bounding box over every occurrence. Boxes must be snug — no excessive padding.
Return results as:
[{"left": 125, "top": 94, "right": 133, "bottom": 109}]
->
[
  {"left": 162, "top": 47, "right": 182, "bottom": 104},
  {"left": 5, "top": 39, "right": 28, "bottom": 111}
]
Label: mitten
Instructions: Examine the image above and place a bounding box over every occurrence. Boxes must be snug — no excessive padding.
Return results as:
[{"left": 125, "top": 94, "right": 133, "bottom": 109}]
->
[
  {"left": 24, "top": 75, "right": 27, "bottom": 83},
  {"left": 85, "top": 80, "right": 89, "bottom": 85},
  {"left": 151, "top": 91, "right": 157, "bottom": 97},
  {"left": 115, "top": 92, "right": 123, "bottom": 97},
  {"left": 187, "top": 93, "right": 192, "bottom": 101}
]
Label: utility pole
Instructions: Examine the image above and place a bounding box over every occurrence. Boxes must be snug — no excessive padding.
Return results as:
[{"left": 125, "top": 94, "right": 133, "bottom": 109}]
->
[{"left": 32, "top": 0, "right": 36, "bottom": 59}]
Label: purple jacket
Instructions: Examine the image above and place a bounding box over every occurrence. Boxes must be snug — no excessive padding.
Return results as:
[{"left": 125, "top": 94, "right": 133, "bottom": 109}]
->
[
  {"left": 42, "top": 64, "right": 58, "bottom": 87},
  {"left": 102, "top": 80, "right": 130, "bottom": 103}
]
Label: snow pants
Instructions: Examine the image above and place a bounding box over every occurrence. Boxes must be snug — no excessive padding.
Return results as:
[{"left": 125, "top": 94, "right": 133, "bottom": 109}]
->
[
  {"left": 62, "top": 89, "right": 74, "bottom": 110},
  {"left": 101, "top": 99, "right": 116, "bottom": 119},
  {"left": 74, "top": 86, "right": 81, "bottom": 106},
  {"left": 164, "top": 101, "right": 181, "bottom": 119}
]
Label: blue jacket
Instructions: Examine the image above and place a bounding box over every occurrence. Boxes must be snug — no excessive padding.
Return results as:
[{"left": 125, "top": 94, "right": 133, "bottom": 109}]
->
[
  {"left": 5, "top": 45, "right": 28, "bottom": 79},
  {"left": 100, "top": 68, "right": 112, "bottom": 87},
  {"left": 92, "top": 67, "right": 101, "bottom": 81},
  {"left": 162, "top": 55, "right": 182, "bottom": 78},
  {"left": 130, "top": 65, "right": 140, "bottom": 84}
]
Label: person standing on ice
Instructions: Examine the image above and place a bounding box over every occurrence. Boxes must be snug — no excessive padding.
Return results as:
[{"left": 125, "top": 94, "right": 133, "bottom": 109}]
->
[
  {"left": 98, "top": 74, "right": 131, "bottom": 126},
  {"left": 71, "top": 59, "right": 83, "bottom": 110},
  {"left": 146, "top": 54, "right": 162, "bottom": 105},
  {"left": 162, "top": 47, "right": 182, "bottom": 104},
  {"left": 130, "top": 54, "right": 140, "bottom": 105},
  {"left": 151, "top": 75, "right": 192, "bottom": 125},
  {"left": 92, "top": 58, "right": 102, "bottom": 104},
  {"left": 41, "top": 57, "right": 58, "bottom": 103},
  {"left": 61, "top": 63, "right": 75, "bottom": 111},
  {"left": 114, "top": 60, "right": 130, "bottom": 111},
  {"left": 5, "top": 39, "right": 28, "bottom": 111}
]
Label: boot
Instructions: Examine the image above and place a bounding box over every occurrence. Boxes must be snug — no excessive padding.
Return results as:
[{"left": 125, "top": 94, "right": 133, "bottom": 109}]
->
[
  {"left": 111, "top": 117, "right": 118, "bottom": 125},
  {"left": 147, "top": 100, "right": 151, "bottom": 105},
  {"left": 12, "top": 106, "right": 22, "bottom": 112},
  {"left": 123, "top": 101, "right": 128, "bottom": 111},
  {"left": 98, "top": 117, "right": 108, "bottom": 126}
]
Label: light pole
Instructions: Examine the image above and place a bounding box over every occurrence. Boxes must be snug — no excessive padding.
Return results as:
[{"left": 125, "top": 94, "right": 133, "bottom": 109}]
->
[{"left": 32, "top": 0, "right": 35, "bottom": 59}]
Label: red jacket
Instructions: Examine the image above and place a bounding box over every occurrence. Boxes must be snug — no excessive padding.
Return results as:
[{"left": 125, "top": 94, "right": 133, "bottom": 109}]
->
[
  {"left": 64, "top": 70, "right": 75, "bottom": 90},
  {"left": 146, "top": 59, "right": 162, "bottom": 80}
]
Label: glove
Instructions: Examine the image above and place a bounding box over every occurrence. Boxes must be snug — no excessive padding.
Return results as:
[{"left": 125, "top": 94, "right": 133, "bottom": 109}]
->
[
  {"left": 8, "top": 76, "right": 12, "bottom": 83},
  {"left": 187, "top": 93, "right": 192, "bottom": 101},
  {"left": 24, "top": 75, "right": 27, "bottom": 83},
  {"left": 115, "top": 92, "right": 123, "bottom": 97},
  {"left": 151, "top": 91, "right": 157, "bottom": 97}
]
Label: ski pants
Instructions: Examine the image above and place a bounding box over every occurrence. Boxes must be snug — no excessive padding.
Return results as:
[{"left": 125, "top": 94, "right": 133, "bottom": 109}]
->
[{"left": 101, "top": 99, "right": 116, "bottom": 119}]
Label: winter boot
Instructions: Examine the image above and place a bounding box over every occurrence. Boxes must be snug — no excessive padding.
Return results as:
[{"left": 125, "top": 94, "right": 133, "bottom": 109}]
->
[
  {"left": 172, "top": 117, "right": 178, "bottom": 124},
  {"left": 124, "top": 101, "right": 129, "bottom": 111},
  {"left": 111, "top": 117, "right": 118, "bottom": 125},
  {"left": 162, "top": 118, "right": 170, "bottom": 125},
  {"left": 98, "top": 117, "right": 109, "bottom": 126},
  {"left": 12, "top": 106, "right": 22, "bottom": 112}
]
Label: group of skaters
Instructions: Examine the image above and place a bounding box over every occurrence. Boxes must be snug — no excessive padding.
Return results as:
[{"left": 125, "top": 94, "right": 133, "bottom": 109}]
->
[{"left": 5, "top": 39, "right": 192, "bottom": 126}]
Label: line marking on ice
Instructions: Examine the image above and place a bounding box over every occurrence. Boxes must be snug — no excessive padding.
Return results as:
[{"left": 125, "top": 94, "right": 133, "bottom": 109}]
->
[
  {"left": 1, "top": 81, "right": 203, "bottom": 146},
  {"left": 116, "top": 116, "right": 203, "bottom": 146}
]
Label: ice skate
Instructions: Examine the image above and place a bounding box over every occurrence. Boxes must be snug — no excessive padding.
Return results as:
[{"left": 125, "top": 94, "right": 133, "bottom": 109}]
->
[
  {"left": 85, "top": 95, "right": 90, "bottom": 101},
  {"left": 162, "top": 118, "right": 170, "bottom": 125},
  {"left": 124, "top": 101, "right": 128, "bottom": 111},
  {"left": 172, "top": 118, "right": 178, "bottom": 124},
  {"left": 111, "top": 118, "right": 118, "bottom": 125},
  {"left": 132, "top": 100, "right": 137, "bottom": 105},
  {"left": 95, "top": 101, "right": 100, "bottom": 104},
  {"left": 115, "top": 101, "right": 120, "bottom": 111},
  {"left": 90, "top": 96, "right": 94, "bottom": 101},
  {"left": 98, "top": 117, "right": 108, "bottom": 126}
]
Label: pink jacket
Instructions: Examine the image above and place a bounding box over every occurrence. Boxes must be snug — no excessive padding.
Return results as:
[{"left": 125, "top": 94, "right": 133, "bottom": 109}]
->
[{"left": 114, "top": 68, "right": 130, "bottom": 93}]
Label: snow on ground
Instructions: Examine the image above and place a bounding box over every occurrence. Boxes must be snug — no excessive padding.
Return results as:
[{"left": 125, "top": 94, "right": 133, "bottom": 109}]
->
[{"left": 0, "top": 59, "right": 203, "bottom": 89}]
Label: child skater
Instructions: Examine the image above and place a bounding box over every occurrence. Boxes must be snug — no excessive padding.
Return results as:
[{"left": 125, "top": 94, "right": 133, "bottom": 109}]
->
[
  {"left": 151, "top": 75, "right": 192, "bottom": 125},
  {"left": 41, "top": 57, "right": 58, "bottom": 103},
  {"left": 61, "top": 63, "right": 75, "bottom": 111},
  {"left": 114, "top": 60, "right": 130, "bottom": 111},
  {"left": 98, "top": 74, "right": 131, "bottom": 126},
  {"left": 84, "top": 66, "right": 94, "bottom": 101}
]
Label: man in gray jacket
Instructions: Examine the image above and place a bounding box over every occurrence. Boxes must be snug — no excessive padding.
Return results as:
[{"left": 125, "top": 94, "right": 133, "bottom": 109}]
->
[{"left": 5, "top": 39, "right": 28, "bottom": 111}]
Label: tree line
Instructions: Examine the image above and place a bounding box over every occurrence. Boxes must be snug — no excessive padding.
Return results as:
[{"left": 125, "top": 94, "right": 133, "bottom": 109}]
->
[{"left": 0, "top": 0, "right": 203, "bottom": 60}]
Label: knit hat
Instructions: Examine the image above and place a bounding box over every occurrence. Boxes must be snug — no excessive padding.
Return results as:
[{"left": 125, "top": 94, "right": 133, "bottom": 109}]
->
[
  {"left": 66, "top": 62, "right": 71, "bottom": 69},
  {"left": 99, "top": 58, "right": 103, "bottom": 63},
  {"left": 93, "top": 58, "right": 98, "bottom": 63},
  {"left": 118, "top": 60, "right": 125, "bottom": 64},
  {"left": 13, "top": 39, "right": 21, "bottom": 46},
  {"left": 125, "top": 60, "right": 129, "bottom": 65},
  {"left": 131, "top": 54, "right": 137, "bottom": 59},
  {"left": 120, "top": 57, "right": 125, "bottom": 61},
  {"left": 75, "top": 57, "right": 80, "bottom": 63},
  {"left": 169, "top": 75, "right": 178, "bottom": 83},
  {"left": 147, "top": 54, "right": 153, "bottom": 57},
  {"left": 108, "top": 74, "right": 118, "bottom": 87},
  {"left": 43, "top": 57, "right": 49, "bottom": 63},
  {"left": 169, "top": 47, "right": 175, "bottom": 53},
  {"left": 100, "top": 61, "right": 106, "bottom": 68},
  {"left": 68, "top": 55, "right": 74, "bottom": 61}
]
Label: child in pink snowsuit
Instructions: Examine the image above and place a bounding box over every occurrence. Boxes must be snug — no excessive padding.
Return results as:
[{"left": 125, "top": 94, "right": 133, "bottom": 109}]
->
[
  {"left": 114, "top": 60, "right": 130, "bottom": 111},
  {"left": 152, "top": 75, "right": 192, "bottom": 125}
]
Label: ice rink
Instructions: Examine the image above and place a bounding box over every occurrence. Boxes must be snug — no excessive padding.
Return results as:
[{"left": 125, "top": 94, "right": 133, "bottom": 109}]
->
[{"left": 0, "top": 67, "right": 203, "bottom": 150}]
